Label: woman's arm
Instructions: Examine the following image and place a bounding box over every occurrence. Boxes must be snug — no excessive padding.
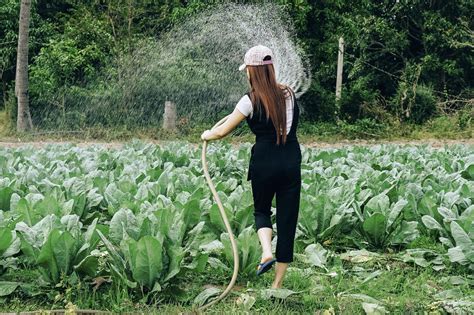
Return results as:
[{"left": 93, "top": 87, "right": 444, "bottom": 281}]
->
[{"left": 201, "top": 107, "right": 247, "bottom": 141}]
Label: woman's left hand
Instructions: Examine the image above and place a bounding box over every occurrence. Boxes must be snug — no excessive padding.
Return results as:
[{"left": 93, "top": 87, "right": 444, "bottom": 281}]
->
[{"left": 201, "top": 130, "right": 212, "bottom": 141}]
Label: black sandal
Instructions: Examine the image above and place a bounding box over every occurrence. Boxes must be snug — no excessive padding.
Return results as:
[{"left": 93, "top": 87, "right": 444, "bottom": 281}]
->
[{"left": 256, "top": 258, "right": 276, "bottom": 276}]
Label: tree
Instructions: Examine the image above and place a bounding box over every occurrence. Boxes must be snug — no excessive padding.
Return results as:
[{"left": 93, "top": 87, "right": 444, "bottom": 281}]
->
[{"left": 15, "top": 0, "right": 33, "bottom": 132}]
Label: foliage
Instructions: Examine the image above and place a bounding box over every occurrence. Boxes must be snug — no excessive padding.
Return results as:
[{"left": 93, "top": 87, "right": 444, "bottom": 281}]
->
[
  {"left": 0, "top": 141, "right": 472, "bottom": 302},
  {"left": 1, "top": 1, "right": 473, "bottom": 130}
]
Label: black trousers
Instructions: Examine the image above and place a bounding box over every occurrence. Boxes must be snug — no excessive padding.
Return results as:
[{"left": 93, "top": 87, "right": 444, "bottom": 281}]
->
[{"left": 248, "top": 141, "right": 302, "bottom": 263}]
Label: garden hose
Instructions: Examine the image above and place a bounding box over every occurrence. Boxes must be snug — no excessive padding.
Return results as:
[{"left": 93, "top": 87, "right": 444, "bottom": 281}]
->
[{"left": 199, "top": 114, "right": 239, "bottom": 311}]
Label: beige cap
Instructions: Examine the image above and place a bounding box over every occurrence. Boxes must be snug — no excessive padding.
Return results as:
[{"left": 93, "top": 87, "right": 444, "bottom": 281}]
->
[{"left": 238, "top": 45, "right": 274, "bottom": 71}]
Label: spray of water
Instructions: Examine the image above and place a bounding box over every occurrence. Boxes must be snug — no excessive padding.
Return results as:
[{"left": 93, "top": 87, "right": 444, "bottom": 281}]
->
[{"left": 39, "top": 2, "right": 311, "bottom": 128}]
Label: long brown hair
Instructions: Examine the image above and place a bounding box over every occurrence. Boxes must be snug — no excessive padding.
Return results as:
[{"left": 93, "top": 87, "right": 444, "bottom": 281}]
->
[{"left": 247, "top": 60, "right": 289, "bottom": 145}]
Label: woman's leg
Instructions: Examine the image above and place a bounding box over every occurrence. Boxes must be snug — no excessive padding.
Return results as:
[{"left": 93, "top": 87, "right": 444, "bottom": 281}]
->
[
  {"left": 251, "top": 178, "right": 276, "bottom": 262},
  {"left": 272, "top": 262, "right": 288, "bottom": 288},
  {"left": 273, "top": 163, "right": 301, "bottom": 287},
  {"left": 257, "top": 227, "right": 273, "bottom": 262}
]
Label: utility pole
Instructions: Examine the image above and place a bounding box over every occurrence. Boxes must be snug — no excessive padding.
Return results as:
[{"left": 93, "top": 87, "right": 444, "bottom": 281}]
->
[{"left": 335, "top": 37, "right": 344, "bottom": 103}]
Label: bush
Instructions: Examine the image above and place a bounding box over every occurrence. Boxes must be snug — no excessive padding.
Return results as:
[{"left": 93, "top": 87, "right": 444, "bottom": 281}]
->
[
  {"left": 299, "top": 82, "right": 337, "bottom": 122},
  {"left": 339, "top": 77, "right": 379, "bottom": 122},
  {"left": 392, "top": 83, "right": 438, "bottom": 124},
  {"left": 4, "top": 84, "right": 16, "bottom": 126},
  {"left": 457, "top": 106, "right": 473, "bottom": 130},
  {"left": 411, "top": 84, "right": 438, "bottom": 124}
]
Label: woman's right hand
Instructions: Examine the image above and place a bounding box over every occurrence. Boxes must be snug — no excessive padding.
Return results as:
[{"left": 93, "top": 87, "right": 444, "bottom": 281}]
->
[{"left": 201, "top": 130, "right": 212, "bottom": 141}]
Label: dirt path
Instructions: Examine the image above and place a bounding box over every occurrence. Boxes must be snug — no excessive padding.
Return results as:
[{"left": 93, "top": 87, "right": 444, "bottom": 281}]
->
[
  {"left": 0, "top": 138, "right": 473, "bottom": 149},
  {"left": 303, "top": 138, "right": 474, "bottom": 149}
]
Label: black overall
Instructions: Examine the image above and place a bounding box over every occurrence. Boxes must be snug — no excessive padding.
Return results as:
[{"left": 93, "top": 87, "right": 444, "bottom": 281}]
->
[{"left": 245, "top": 90, "right": 301, "bottom": 263}]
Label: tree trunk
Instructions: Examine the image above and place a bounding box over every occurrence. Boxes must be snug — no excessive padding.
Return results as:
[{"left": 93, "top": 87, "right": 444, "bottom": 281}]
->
[{"left": 15, "top": 0, "right": 33, "bottom": 132}]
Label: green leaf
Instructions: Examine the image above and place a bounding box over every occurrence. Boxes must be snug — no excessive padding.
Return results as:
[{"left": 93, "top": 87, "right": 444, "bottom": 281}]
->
[
  {"left": 138, "top": 217, "right": 152, "bottom": 238},
  {"left": 461, "top": 164, "right": 474, "bottom": 180},
  {"left": 421, "top": 215, "right": 443, "bottom": 231},
  {"left": 235, "top": 205, "right": 254, "bottom": 234},
  {"left": 96, "top": 229, "right": 126, "bottom": 270},
  {"left": 19, "top": 233, "right": 37, "bottom": 260},
  {"left": 163, "top": 246, "right": 185, "bottom": 282},
  {"left": 109, "top": 208, "right": 139, "bottom": 244},
  {"left": 447, "top": 246, "right": 466, "bottom": 264},
  {"left": 362, "top": 302, "right": 387, "bottom": 315},
  {"left": 0, "top": 228, "right": 13, "bottom": 255},
  {"left": 35, "top": 195, "right": 61, "bottom": 217},
  {"left": 110, "top": 263, "right": 137, "bottom": 289},
  {"left": 340, "top": 249, "right": 380, "bottom": 263},
  {"left": 72, "top": 193, "right": 87, "bottom": 218},
  {"left": 261, "top": 288, "right": 299, "bottom": 300},
  {"left": 36, "top": 229, "right": 61, "bottom": 283},
  {"left": 53, "top": 230, "right": 79, "bottom": 276},
  {"left": 236, "top": 293, "right": 256, "bottom": 311},
  {"left": 131, "top": 235, "right": 163, "bottom": 289},
  {"left": 209, "top": 204, "right": 233, "bottom": 233},
  {"left": 391, "top": 221, "right": 419, "bottom": 245},
  {"left": 17, "top": 198, "right": 35, "bottom": 226},
  {"left": 365, "top": 194, "right": 390, "bottom": 215},
  {"left": 184, "top": 252, "right": 208, "bottom": 273},
  {"left": 183, "top": 199, "right": 201, "bottom": 229},
  {"left": 304, "top": 243, "right": 328, "bottom": 269},
  {"left": 193, "top": 287, "right": 221, "bottom": 307},
  {"left": 0, "top": 187, "right": 13, "bottom": 211},
  {"left": 438, "top": 207, "right": 457, "bottom": 222},
  {"left": 154, "top": 208, "right": 173, "bottom": 241},
  {"left": 450, "top": 221, "right": 472, "bottom": 249},
  {"left": 74, "top": 255, "right": 99, "bottom": 277},
  {"left": 363, "top": 213, "right": 387, "bottom": 246},
  {"left": 387, "top": 199, "right": 407, "bottom": 228},
  {"left": 0, "top": 281, "right": 19, "bottom": 297},
  {"left": 433, "top": 288, "right": 464, "bottom": 300}
]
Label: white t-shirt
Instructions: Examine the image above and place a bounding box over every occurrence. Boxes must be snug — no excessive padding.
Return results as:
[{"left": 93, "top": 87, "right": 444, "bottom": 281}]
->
[{"left": 235, "top": 91, "right": 294, "bottom": 135}]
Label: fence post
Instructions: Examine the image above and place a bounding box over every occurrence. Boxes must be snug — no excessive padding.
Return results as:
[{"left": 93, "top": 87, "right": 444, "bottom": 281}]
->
[
  {"left": 163, "top": 100, "right": 177, "bottom": 131},
  {"left": 336, "top": 37, "right": 344, "bottom": 103}
]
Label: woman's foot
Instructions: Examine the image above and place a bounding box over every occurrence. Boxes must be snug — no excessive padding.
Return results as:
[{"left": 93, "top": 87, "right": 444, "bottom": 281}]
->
[
  {"left": 271, "top": 281, "right": 282, "bottom": 289},
  {"left": 256, "top": 256, "right": 276, "bottom": 276},
  {"left": 272, "top": 262, "right": 288, "bottom": 288},
  {"left": 260, "top": 255, "right": 274, "bottom": 264}
]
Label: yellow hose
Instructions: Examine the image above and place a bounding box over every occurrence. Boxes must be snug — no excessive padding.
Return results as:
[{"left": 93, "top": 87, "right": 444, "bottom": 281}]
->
[{"left": 199, "top": 114, "right": 239, "bottom": 311}]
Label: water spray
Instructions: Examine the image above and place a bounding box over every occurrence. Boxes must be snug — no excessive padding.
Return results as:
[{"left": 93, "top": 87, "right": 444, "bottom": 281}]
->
[{"left": 199, "top": 114, "right": 239, "bottom": 311}]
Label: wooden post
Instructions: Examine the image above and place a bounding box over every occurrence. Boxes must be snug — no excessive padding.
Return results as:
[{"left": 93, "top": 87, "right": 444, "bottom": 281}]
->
[
  {"left": 163, "top": 100, "right": 176, "bottom": 131},
  {"left": 335, "top": 37, "right": 344, "bottom": 102}
]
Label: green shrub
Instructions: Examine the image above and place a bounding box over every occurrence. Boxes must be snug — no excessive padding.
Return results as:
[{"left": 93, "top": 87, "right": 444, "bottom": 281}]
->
[
  {"left": 4, "top": 85, "right": 16, "bottom": 128},
  {"left": 457, "top": 106, "right": 473, "bottom": 130},
  {"left": 411, "top": 84, "right": 438, "bottom": 124},
  {"left": 300, "top": 82, "right": 337, "bottom": 122},
  {"left": 339, "top": 77, "right": 379, "bottom": 122},
  {"left": 392, "top": 83, "right": 438, "bottom": 124}
]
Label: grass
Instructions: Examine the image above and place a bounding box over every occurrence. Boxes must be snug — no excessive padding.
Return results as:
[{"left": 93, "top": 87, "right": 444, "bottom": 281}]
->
[
  {"left": 1, "top": 240, "right": 473, "bottom": 314},
  {"left": 0, "top": 110, "right": 472, "bottom": 144},
  {"left": 0, "top": 109, "right": 11, "bottom": 136}
]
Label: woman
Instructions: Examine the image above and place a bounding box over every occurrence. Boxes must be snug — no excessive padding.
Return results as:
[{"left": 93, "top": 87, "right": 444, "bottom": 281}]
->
[{"left": 201, "top": 45, "right": 301, "bottom": 289}]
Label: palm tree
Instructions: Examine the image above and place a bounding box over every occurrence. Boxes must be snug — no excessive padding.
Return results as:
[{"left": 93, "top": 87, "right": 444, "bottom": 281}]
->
[{"left": 15, "top": 0, "right": 33, "bottom": 132}]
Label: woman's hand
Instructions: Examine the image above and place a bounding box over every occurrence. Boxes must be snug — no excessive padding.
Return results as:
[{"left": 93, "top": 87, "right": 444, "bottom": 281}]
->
[{"left": 201, "top": 129, "right": 213, "bottom": 141}]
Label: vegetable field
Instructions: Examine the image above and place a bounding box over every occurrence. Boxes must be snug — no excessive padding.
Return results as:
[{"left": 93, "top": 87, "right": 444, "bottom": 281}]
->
[{"left": 0, "top": 141, "right": 473, "bottom": 313}]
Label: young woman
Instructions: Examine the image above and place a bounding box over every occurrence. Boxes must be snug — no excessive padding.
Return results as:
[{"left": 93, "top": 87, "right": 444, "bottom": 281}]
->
[{"left": 201, "top": 45, "right": 301, "bottom": 289}]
